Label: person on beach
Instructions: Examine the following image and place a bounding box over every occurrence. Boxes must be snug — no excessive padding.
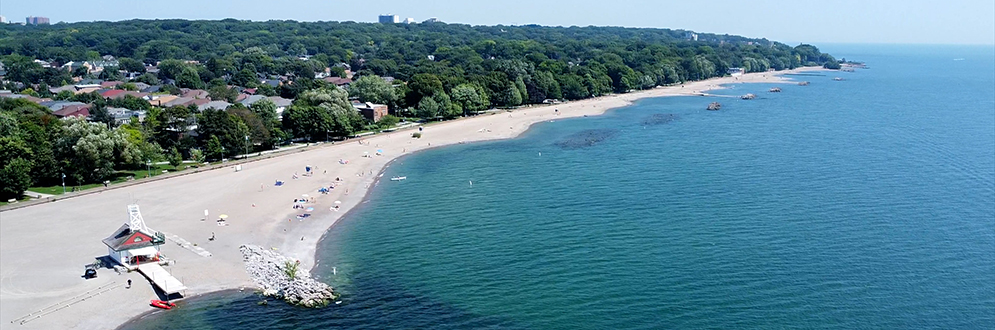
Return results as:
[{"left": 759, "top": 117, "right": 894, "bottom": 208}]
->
[{"left": 127, "top": 279, "right": 132, "bottom": 288}]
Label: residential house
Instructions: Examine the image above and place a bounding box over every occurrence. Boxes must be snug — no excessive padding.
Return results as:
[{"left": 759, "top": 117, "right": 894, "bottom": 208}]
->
[
  {"left": 101, "top": 81, "right": 124, "bottom": 89},
  {"left": 131, "top": 82, "right": 151, "bottom": 91},
  {"left": 181, "top": 89, "right": 210, "bottom": 99},
  {"left": 323, "top": 77, "right": 352, "bottom": 87},
  {"left": 239, "top": 94, "right": 268, "bottom": 107},
  {"left": 198, "top": 100, "right": 232, "bottom": 111},
  {"left": 148, "top": 94, "right": 178, "bottom": 107},
  {"left": 100, "top": 89, "right": 127, "bottom": 99},
  {"left": 267, "top": 96, "right": 292, "bottom": 115},
  {"left": 52, "top": 104, "right": 91, "bottom": 118},
  {"left": 352, "top": 102, "right": 389, "bottom": 122},
  {"left": 49, "top": 85, "right": 77, "bottom": 94},
  {"left": 260, "top": 79, "right": 281, "bottom": 87},
  {"left": 164, "top": 97, "right": 196, "bottom": 107},
  {"left": 140, "top": 85, "right": 162, "bottom": 94},
  {"left": 33, "top": 59, "right": 53, "bottom": 68},
  {"left": 40, "top": 101, "right": 87, "bottom": 112},
  {"left": 106, "top": 107, "right": 146, "bottom": 124}
]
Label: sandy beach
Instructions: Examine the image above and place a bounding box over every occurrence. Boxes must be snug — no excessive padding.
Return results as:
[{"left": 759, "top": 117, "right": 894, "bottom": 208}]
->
[{"left": 0, "top": 68, "right": 821, "bottom": 329}]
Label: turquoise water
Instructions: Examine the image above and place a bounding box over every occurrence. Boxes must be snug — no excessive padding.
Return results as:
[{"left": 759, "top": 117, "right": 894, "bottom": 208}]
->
[{"left": 122, "top": 45, "right": 995, "bottom": 329}]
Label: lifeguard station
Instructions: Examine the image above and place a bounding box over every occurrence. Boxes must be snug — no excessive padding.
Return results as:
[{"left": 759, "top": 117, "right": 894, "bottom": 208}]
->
[{"left": 101, "top": 205, "right": 186, "bottom": 295}]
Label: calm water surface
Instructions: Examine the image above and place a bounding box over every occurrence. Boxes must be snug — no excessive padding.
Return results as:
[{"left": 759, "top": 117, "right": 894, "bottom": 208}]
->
[{"left": 122, "top": 44, "right": 995, "bottom": 329}]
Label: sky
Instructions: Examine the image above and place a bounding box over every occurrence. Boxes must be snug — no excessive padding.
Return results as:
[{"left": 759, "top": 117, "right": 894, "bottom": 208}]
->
[{"left": 1, "top": 0, "right": 993, "bottom": 45}]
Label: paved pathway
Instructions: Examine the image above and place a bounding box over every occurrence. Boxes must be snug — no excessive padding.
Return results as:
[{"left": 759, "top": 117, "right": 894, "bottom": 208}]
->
[{"left": 161, "top": 232, "right": 213, "bottom": 258}]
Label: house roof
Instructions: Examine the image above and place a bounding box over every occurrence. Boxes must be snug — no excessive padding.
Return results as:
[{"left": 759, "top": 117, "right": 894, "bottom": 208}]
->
[
  {"left": 141, "top": 85, "right": 162, "bottom": 93},
  {"left": 323, "top": 77, "right": 352, "bottom": 86},
  {"left": 267, "top": 96, "right": 292, "bottom": 107},
  {"left": 52, "top": 104, "right": 90, "bottom": 118},
  {"left": 181, "top": 89, "right": 209, "bottom": 99},
  {"left": 102, "top": 224, "right": 162, "bottom": 251},
  {"left": 41, "top": 101, "right": 86, "bottom": 112},
  {"left": 239, "top": 94, "right": 267, "bottom": 106},
  {"left": 198, "top": 100, "right": 232, "bottom": 111},
  {"left": 101, "top": 81, "right": 124, "bottom": 88},
  {"left": 49, "top": 85, "right": 77, "bottom": 94},
  {"left": 164, "top": 97, "right": 195, "bottom": 107},
  {"left": 100, "top": 89, "right": 127, "bottom": 98}
]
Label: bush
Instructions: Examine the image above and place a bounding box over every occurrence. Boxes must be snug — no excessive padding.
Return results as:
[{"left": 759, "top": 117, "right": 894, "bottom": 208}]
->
[{"left": 412, "top": 132, "right": 422, "bottom": 138}]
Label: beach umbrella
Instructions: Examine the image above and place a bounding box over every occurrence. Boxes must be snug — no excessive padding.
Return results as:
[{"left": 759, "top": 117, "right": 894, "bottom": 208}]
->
[
  {"left": 377, "top": 149, "right": 383, "bottom": 153},
  {"left": 306, "top": 207, "right": 314, "bottom": 211},
  {"left": 219, "top": 214, "right": 229, "bottom": 219}
]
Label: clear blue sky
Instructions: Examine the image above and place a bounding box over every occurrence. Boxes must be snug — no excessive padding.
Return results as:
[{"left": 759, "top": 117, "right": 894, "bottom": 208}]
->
[{"left": 2, "top": 0, "right": 993, "bottom": 45}]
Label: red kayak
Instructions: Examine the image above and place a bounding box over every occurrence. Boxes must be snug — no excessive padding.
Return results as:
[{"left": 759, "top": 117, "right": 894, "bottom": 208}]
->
[{"left": 150, "top": 299, "right": 176, "bottom": 309}]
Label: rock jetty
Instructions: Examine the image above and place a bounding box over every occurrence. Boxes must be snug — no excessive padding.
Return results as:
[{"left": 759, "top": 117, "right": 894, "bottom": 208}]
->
[{"left": 239, "top": 244, "right": 337, "bottom": 307}]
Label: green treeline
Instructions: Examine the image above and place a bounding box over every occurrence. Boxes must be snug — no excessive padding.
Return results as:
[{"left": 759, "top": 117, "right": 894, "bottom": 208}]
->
[{"left": 0, "top": 20, "right": 840, "bottom": 199}]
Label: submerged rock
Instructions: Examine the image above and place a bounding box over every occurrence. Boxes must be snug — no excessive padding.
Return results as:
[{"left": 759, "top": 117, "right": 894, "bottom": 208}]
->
[
  {"left": 554, "top": 129, "right": 619, "bottom": 149},
  {"left": 239, "top": 245, "right": 337, "bottom": 308},
  {"left": 641, "top": 114, "right": 679, "bottom": 126},
  {"left": 706, "top": 102, "right": 722, "bottom": 111}
]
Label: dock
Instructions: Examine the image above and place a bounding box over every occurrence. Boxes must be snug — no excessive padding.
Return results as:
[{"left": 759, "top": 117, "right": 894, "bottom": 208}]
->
[{"left": 137, "top": 263, "right": 187, "bottom": 295}]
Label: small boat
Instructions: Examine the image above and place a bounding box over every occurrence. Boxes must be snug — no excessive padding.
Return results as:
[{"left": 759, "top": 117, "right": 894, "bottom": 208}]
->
[
  {"left": 150, "top": 299, "right": 176, "bottom": 310},
  {"left": 833, "top": 77, "right": 844, "bottom": 81},
  {"left": 390, "top": 176, "right": 407, "bottom": 181}
]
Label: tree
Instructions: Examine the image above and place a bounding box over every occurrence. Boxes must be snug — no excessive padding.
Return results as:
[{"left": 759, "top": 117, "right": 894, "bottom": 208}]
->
[
  {"left": 55, "top": 117, "right": 140, "bottom": 184},
  {"left": 176, "top": 66, "right": 204, "bottom": 89},
  {"left": 377, "top": 115, "right": 400, "bottom": 129},
  {"left": 168, "top": 147, "right": 183, "bottom": 168},
  {"left": 133, "top": 73, "right": 161, "bottom": 85},
  {"left": 190, "top": 148, "right": 205, "bottom": 163},
  {"left": 450, "top": 83, "right": 489, "bottom": 115},
  {"left": 349, "top": 75, "right": 397, "bottom": 105},
  {"left": 99, "top": 66, "right": 123, "bottom": 81},
  {"left": 118, "top": 57, "right": 146, "bottom": 73},
  {"left": 0, "top": 158, "right": 32, "bottom": 199},
  {"left": 414, "top": 96, "right": 440, "bottom": 118},
  {"left": 208, "top": 85, "right": 238, "bottom": 103}
]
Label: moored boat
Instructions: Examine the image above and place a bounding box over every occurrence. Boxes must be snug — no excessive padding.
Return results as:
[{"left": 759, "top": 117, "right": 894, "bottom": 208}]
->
[{"left": 390, "top": 176, "right": 407, "bottom": 181}]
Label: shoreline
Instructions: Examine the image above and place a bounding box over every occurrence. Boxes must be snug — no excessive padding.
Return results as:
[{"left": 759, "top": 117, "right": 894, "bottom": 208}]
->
[{"left": 0, "top": 67, "right": 825, "bottom": 330}]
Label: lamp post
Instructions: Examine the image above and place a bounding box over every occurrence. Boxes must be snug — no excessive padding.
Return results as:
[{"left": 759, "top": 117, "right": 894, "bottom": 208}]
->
[
  {"left": 61, "top": 173, "right": 66, "bottom": 194},
  {"left": 221, "top": 146, "right": 225, "bottom": 162},
  {"left": 244, "top": 135, "right": 249, "bottom": 159},
  {"left": 146, "top": 160, "right": 151, "bottom": 178}
]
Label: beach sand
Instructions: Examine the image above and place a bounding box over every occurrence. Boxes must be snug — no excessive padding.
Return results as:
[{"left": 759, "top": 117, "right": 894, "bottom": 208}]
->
[{"left": 0, "top": 68, "right": 821, "bottom": 329}]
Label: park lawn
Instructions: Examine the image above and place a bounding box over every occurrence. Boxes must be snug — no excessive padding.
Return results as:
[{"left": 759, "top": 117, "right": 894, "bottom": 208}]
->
[{"left": 27, "top": 164, "right": 185, "bottom": 196}]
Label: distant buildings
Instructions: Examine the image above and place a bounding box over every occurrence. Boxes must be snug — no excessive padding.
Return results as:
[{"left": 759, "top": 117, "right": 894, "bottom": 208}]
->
[
  {"left": 423, "top": 17, "right": 439, "bottom": 23},
  {"left": 0, "top": 16, "right": 6, "bottom": 23},
  {"left": 378, "top": 14, "right": 399, "bottom": 24},
  {"left": 404, "top": 18, "right": 415, "bottom": 24},
  {"left": 684, "top": 31, "right": 698, "bottom": 41},
  {"left": 26, "top": 16, "right": 50, "bottom": 25},
  {"left": 352, "top": 102, "right": 389, "bottom": 122}
]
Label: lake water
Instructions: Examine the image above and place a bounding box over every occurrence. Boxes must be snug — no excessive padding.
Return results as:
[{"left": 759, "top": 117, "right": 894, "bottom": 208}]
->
[{"left": 121, "top": 44, "right": 995, "bottom": 329}]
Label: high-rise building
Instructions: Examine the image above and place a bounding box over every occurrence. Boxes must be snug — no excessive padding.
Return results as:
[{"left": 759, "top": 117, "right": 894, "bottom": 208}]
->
[
  {"left": 26, "top": 16, "right": 50, "bottom": 25},
  {"left": 0, "top": 16, "right": 7, "bottom": 23},
  {"left": 404, "top": 18, "right": 415, "bottom": 24},
  {"left": 378, "top": 14, "right": 399, "bottom": 24}
]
